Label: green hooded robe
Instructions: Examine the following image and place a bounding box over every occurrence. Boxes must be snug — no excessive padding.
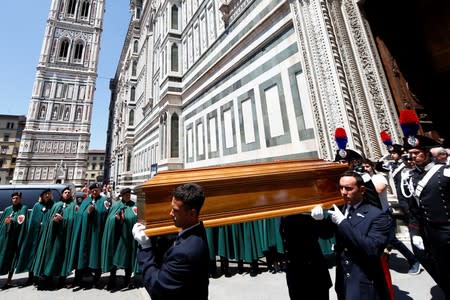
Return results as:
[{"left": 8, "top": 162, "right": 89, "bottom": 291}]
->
[
  {"left": 0, "top": 203, "right": 28, "bottom": 275},
  {"left": 68, "top": 195, "right": 109, "bottom": 271},
  {"left": 15, "top": 200, "right": 54, "bottom": 273},
  {"left": 32, "top": 199, "right": 78, "bottom": 277},
  {"left": 101, "top": 199, "right": 137, "bottom": 273}
]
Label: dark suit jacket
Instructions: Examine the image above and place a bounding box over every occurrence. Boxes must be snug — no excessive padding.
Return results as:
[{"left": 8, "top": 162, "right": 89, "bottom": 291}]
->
[
  {"left": 279, "top": 214, "right": 333, "bottom": 291},
  {"left": 137, "top": 222, "right": 210, "bottom": 300},
  {"left": 333, "top": 202, "right": 391, "bottom": 300}
]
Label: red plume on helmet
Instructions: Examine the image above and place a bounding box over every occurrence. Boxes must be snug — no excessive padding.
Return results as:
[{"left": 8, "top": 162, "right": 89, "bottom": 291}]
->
[
  {"left": 399, "top": 109, "right": 420, "bottom": 138},
  {"left": 380, "top": 130, "right": 392, "bottom": 146},
  {"left": 334, "top": 127, "right": 347, "bottom": 150}
]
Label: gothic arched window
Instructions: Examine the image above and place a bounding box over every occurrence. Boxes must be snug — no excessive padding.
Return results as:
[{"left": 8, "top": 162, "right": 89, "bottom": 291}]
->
[
  {"left": 129, "top": 109, "right": 134, "bottom": 126},
  {"left": 73, "top": 41, "right": 84, "bottom": 62},
  {"left": 171, "top": 44, "right": 178, "bottom": 72},
  {"left": 133, "top": 40, "right": 139, "bottom": 54},
  {"left": 130, "top": 86, "right": 136, "bottom": 102},
  {"left": 126, "top": 152, "right": 132, "bottom": 171},
  {"left": 171, "top": 5, "right": 179, "bottom": 30},
  {"left": 80, "top": 0, "right": 90, "bottom": 19},
  {"left": 160, "top": 113, "right": 168, "bottom": 159},
  {"left": 135, "top": 0, "right": 142, "bottom": 19},
  {"left": 131, "top": 60, "right": 137, "bottom": 77},
  {"left": 59, "top": 39, "right": 70, "bottom": 59},
  {"left": 170, "top": 113, "right": 179, "bottom": 157},
  {"left": 67, "top": 0, "right": 77, "bottom": 16}
]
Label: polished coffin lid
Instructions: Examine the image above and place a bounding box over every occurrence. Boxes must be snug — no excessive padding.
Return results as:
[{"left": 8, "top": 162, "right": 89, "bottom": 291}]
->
[{"left": 135, "top": 159, "right": 347, "bottom": 236}]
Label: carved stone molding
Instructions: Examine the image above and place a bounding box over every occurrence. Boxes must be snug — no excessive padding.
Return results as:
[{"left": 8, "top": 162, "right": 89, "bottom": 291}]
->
[
  {"left": 290, "top": 0, "right": 401, "bottom": 159},
  {"left": 55, "top": 28, "right": 93, "bottom": 42},
  {"left": 290, "top": 0, "right": 350, "bottom": 160},
  {"left": 340, "top": 0, "right": 400, "bottom": 157}
]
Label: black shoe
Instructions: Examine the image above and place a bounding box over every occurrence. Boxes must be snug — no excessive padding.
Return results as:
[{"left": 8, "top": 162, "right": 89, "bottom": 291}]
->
[
  {"left": 237, "top": 260, "right": 244, "bottom": 274},
  {"left": 73, "top": 286, "right": 84, "bottom": 292},
  {"left": 220, "top": 257, "right": 231, "bottom": 277},
  {"left": 37, "top": 277, "right": 52, "bottom": 291},
  {"left": 56, "top": 277, "right": 66, "bottom": 289},
  {"left": 126, "top": 282, "right": 135, "bottom": 289},
  {"left": 271, "top": 262, "right": 281, "bottom": 274},
  {"left": 121, "top": 278, "right": 134, "bottom": 291},
  {"left": 92, "top": 270, "right": 103, "bottom": 289},
  {"left": 94, "top": 281, "right": 104, "bottom": 289},
  {"left": 65, "top": 277, "right": 81, "bottom": 289},
  {"left": 106, "top": 276, "right": 116, "bottom": 291},
  {"left": 1, "top": 283, "right": 14, "bottom": 290},
  {"left": 21, "top": 278, "right": 34, "bottom": 287},
  {"left": 250, "top": 261, "right": 259, "bottom": 277},
  {"left": 408, "top": 261, "right": 421, "bottom": 275}
]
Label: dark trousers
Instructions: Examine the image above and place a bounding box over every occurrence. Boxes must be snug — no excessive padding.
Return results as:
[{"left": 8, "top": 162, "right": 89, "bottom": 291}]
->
[
  {"left": 285, "top": 263, "right": 330, "bottom": 300},
  {"left": 389, "top": 218, "right": 416, "bottom": 265},
  {"left": 424, "top": 223, "right": 450, "bottom": 299}
]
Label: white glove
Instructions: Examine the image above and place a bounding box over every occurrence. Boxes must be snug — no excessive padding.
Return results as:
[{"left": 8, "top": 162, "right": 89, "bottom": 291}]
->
[
  {"left": 328, "top": 204, "right": 345, "bottom": 225},
  {"left": 311, "top": 205, "right": 324, "bottom": 220},
  {"left": 132, "top": 223, "right": 151, "bottom": 249},
  {"left": 412, "top": 235, "right": 425, "bottom": 250}
]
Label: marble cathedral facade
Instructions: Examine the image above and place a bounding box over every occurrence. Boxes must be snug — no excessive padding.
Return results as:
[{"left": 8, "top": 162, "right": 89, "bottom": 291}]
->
[
  {"left": 107, "top": 0, "right": 402, "bottom": 188},
  {"left": 13, "top": 0, "right": 104, "bottom": 186}
]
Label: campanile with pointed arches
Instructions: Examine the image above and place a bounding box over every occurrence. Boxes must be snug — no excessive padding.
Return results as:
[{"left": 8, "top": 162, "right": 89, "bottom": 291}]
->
[{"left": 13, "top": 0, "right": 105, "bottom": 186}]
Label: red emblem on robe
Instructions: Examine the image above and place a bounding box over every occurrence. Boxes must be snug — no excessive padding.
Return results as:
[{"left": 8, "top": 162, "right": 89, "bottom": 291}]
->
[{"left": 17, "top": 214, "right": 25, "bottom": 224}]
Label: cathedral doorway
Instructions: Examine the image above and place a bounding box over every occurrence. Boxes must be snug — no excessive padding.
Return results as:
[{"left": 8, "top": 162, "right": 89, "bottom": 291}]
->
[{"left": 364, "top": 0, "right": 450, "bottom": 146}]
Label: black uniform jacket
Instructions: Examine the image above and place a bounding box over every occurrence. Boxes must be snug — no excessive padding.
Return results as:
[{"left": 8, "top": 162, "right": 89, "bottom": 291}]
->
[
  {"left": 332, "top": 202, "right": 391, "bottom": 300},
  {"left": 137, "top": 221, "right": 210, "bottom": 300}
]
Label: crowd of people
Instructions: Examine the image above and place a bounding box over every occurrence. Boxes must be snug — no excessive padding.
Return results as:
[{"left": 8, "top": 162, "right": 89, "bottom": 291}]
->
[
  {"left": 282, "top": 115, "right": 449, "bottom": 299},
  {"left": 1, "top": 110, "right": 449, "bottom": 299},
  {"left": 132, "top": 123, "right": 450, "bottom": 300},
  {"left": 0, "top": 183, "right": 138, "bottom": 291}
]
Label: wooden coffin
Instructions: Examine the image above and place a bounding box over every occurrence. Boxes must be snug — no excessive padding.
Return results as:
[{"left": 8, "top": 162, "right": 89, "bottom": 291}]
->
[{"left": 135, "top": 159, "right": 347, "bottom": 236}]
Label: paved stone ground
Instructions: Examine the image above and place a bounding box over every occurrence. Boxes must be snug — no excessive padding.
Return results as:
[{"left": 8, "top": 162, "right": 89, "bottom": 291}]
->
[{"left": 0, "top": 245, "right": 446, "bottom": 300}]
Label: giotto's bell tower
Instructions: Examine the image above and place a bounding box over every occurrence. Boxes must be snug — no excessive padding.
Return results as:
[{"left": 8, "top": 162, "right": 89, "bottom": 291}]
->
[{"left": 13, "top": 0, "right": 105, "bottom": 186}]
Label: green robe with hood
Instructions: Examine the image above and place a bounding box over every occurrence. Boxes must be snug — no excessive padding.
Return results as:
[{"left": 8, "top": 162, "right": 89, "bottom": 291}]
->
[
  {"left": 15, "top": 199, "right": 54, "bottom": 273},
  {"left": 101, "top": 199, "right": 137, "bottom": 273},
  {"left": 68, "top": 195, "right": 109, "bottom": 270},
  {"left": 32, "top": 199, "right": 78, "bottom": 277},
  {"left": 0, "top": 203, "right": 28, "bottom": 275}
]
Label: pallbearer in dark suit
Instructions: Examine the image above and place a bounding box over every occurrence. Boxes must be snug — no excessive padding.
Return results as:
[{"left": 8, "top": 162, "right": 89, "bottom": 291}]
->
[
  {"left": 133, "top": 183, "right": 210, "bottom": 300},
  {"left": 313, "top": 171, "right": 392, "bottom": 299},
  {"left": 280, "top": 212, "right": 332, "bottom": 300}
]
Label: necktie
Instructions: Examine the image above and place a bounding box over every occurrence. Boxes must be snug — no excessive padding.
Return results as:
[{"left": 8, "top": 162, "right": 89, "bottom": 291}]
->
[{"left": 347, "top": 206, "right": 355, "bottom": 219}]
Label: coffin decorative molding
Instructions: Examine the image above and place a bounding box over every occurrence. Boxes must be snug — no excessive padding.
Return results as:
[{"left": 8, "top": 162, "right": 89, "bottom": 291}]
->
[{"left": 136, "top": 159, "right": 347, "bottom": 236}]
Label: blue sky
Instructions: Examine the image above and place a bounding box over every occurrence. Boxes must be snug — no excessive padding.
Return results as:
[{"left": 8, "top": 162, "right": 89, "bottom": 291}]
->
[{"left": 0, "top": 0, "right": 131, "bottom": 149}]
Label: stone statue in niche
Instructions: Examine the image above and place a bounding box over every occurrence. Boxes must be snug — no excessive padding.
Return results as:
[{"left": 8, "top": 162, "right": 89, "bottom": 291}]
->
[
  {"left": 76, "top": 107, "right": 82, "bottom": 120},
  {"left": 64, "top": 107, "right": 70, "bottom": 120},
  {"left": 39, "top": 105, "right": 47, "bottom": 119},
  {"left": 52, "top": 105, "right": 58, "bottom": 119}
]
